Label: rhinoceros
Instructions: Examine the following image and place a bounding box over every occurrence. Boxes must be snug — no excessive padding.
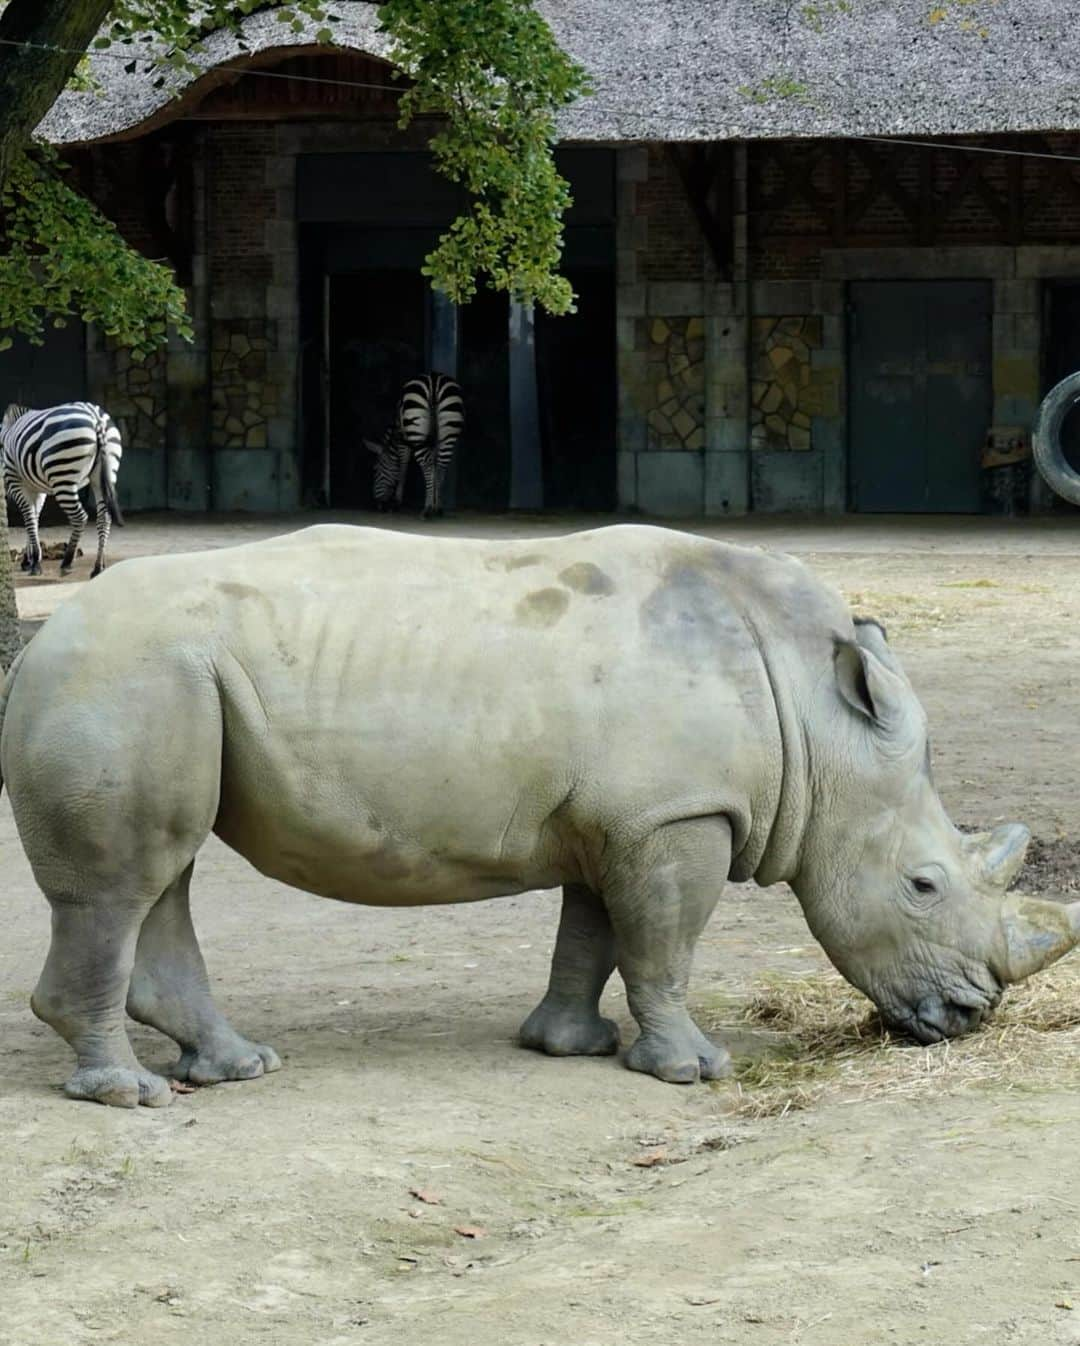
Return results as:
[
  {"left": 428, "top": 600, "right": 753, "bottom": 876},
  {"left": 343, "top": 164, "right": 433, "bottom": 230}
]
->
[{"left": 0, "top": 524, "right": 1076, "bottom": 1108}]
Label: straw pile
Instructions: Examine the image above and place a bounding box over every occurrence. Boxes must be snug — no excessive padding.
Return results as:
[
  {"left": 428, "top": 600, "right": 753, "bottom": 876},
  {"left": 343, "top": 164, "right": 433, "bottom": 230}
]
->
[{"left": 706, "top": 963, "right": 1080, "bottom": 1120}]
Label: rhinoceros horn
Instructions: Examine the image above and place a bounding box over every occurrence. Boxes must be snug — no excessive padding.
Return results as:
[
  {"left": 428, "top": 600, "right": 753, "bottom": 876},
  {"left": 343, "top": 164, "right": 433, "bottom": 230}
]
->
[
  {"left": 1033, "top": 370, "right": 1080, "bottom": 506},
  {"left": 999, "top": 894, "right": 1080, "bottom": 984}
]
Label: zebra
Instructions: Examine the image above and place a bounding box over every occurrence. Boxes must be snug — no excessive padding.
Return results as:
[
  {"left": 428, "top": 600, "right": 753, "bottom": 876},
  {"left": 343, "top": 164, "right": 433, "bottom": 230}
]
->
[
  {"left": 1, "top": 401, "right": 124, "bottom": 578},
  {"left": 364, "top": 372, "right": 465, "bottom": 520}
]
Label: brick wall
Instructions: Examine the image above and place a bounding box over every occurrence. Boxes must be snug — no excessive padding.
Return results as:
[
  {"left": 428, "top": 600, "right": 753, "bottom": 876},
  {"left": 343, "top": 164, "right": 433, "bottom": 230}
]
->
[
  {"left": 76, "top": 143, "right": 159, "bottom": 258},
  {"left": 207, "top": 125, "right": 277, "bottom": 291},
  {"left": 634, "top": 145, "right": 704, "bottom": 283},
  {"left": 750, "top": 134, "right": 1080, "bottom": 279}
]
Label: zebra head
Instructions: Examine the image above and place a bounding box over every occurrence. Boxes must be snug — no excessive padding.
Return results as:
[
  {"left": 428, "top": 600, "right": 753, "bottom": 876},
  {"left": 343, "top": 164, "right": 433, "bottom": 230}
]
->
[{"left": 364, "top": 429, "right": 402, "bottom": 511}]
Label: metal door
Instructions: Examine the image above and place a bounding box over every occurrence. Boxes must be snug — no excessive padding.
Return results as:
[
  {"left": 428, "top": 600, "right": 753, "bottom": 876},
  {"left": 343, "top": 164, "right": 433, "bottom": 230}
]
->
[{"left": 849, "top": 281, "right": 991, "bottom": 512}]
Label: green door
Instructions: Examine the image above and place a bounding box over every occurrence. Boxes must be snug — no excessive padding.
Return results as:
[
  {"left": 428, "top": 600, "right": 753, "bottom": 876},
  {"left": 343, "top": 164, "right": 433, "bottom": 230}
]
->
[{"left": 849, "top": 281, "right": 991, "bottom": 512}]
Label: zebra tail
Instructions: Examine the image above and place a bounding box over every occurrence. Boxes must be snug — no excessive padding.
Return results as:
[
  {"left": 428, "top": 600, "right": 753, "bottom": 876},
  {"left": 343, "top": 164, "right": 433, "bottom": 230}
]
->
[
  {"left": 0, "top": 644, "right": 28, "bottom": 797},
  {"left": 96, "top": 419, "right": 124, "bottom": 528}
]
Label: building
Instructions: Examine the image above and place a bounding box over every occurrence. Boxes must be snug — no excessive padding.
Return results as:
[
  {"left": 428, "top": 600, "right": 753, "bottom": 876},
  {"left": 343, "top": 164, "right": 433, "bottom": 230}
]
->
[{"left": 16, "top": 0, "right": 1080, "bottom": 516}]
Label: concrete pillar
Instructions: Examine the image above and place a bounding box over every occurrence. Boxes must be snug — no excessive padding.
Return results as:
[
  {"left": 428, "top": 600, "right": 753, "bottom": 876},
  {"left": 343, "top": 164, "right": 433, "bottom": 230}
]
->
[
  {"left": 509, "top": 298, "right": 543, "bottom": 511},
  {"left": 704, "top": 143, "right": 749, "bottom": 515},
  {"left": 166, "top": 129, "right": 211, "bottom": 511}
]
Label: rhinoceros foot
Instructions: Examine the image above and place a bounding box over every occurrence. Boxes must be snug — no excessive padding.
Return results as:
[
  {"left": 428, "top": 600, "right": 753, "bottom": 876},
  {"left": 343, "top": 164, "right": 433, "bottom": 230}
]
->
[
  {"left": 64, "top": 1064, "right": 173, "bottom": 1109},
  {"left": 173, "top": 1039, "right": 282, "bottom": 1087},
  {"left": 624, "top": 1021, "right": 732, "bottom": 1085},
  {"left": 519, "top": 994, "right": 620, "bottom": 1057}
]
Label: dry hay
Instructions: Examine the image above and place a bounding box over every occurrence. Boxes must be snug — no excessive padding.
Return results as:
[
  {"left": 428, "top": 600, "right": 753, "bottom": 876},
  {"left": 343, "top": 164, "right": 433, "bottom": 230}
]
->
[
  {"left": 706, "top": 963, "right": 1080, "bottom": 1120},
  {"left": 841, "top": 589, "right": 951, "bottom": 636},
  {"left": 8, "top": 544, "right": 82, "bottom": 563}
]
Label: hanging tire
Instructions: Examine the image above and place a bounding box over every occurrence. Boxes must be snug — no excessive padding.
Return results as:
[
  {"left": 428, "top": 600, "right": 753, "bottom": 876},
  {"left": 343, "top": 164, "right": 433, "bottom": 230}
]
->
[{"left": 1033, "top": 370, "right": 1080, "bottom": 506}]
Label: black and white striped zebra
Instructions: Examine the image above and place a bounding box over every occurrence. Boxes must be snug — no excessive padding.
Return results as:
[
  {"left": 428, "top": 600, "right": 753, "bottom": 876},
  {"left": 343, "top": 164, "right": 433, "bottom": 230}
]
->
[
  {"left": 364, "top": 372, "right": 464, "bottom": 520},
  {"left": 1, "top": 401, "right": 124, "bottom": 578}
]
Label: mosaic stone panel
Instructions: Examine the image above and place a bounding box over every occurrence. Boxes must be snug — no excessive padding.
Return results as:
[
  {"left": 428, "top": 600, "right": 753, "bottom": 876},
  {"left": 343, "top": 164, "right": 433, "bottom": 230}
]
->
[
  {"left": 638, "top": 316, "right": 706, "bottom": 451},
  {"left": 100, "top": 342, "right": 166, "bottom": 452},
  {"left": 750, "top": 315, "right": 826, "bottom": 451},
  {"left": 210, "top": 318, "right": 278, "bottom": 449}
]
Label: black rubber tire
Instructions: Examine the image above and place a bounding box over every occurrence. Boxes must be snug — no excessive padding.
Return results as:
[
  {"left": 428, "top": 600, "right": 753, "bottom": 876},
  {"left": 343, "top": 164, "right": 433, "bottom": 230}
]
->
[{"left": 1033, "top": 370, "right": 1080, "bottom": 506}]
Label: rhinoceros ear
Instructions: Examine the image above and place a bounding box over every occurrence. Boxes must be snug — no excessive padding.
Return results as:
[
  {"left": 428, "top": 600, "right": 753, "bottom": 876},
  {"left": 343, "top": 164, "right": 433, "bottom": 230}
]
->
[{"left": 834, "top": 637, "right": 912, "bottom": 736}]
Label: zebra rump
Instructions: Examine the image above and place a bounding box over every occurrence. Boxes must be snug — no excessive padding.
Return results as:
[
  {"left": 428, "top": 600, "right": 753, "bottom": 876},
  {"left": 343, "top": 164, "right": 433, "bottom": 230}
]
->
[
  {"left": 364, "top": 372, "right": 465, "bottom": 519},
  {"left": 2, "top": 401, "right": 124, "bottom": 578}
]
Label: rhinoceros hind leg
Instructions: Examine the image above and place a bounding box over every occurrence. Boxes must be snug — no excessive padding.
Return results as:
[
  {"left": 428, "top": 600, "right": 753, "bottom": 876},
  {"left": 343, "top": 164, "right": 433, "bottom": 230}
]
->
[
  {"left": 32, "top": 899, "right": 173, "bottom": 1108},
  {"left": 606, "top": 817, "right": 734, "bottom": 1086},
  {"left": 520, "top": 883, "right": 620, "bottom": 1057},
  {"left": 127, "top": 862, "right": 282, "bottom": 1087}
]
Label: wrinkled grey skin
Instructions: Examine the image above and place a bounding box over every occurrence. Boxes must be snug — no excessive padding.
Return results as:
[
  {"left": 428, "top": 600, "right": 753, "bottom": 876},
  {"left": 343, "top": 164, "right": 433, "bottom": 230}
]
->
[{"left": 1, "top": 524, "right": 1076, "bottom": 1108}]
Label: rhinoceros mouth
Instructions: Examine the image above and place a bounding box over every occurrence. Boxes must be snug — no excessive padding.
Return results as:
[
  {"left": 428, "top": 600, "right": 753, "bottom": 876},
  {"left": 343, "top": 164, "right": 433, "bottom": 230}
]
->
[{"left": 882, "top": 983, "right": 1001, "bottom": 1044}]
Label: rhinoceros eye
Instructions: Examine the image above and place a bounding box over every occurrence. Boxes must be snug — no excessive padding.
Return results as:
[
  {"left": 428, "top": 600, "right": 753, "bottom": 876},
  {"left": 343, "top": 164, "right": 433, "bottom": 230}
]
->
[{"left": 912, "top": 877, "right": 937, "bottom": 896}]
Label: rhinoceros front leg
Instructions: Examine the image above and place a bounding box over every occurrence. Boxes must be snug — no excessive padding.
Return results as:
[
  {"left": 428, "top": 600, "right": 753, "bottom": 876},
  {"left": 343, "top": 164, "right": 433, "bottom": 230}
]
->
[
  {"left": 519, "top": 883, "right": 620, "bottom": 1057},
  {"left": 126, "top": 863, "right": 281, "bottom": 1086},
  {"left": 604, "top": 816, "right": 733, "bottom": 1085},
  {"left": 31, "top": 899, "right": 174, "bottom": 1108}
]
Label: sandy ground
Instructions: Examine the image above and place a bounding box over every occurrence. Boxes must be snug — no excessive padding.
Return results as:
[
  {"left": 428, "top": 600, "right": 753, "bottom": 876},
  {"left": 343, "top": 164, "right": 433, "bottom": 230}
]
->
[{"left": 4, "top": 512, "right": 1080, "bottom": 1346}]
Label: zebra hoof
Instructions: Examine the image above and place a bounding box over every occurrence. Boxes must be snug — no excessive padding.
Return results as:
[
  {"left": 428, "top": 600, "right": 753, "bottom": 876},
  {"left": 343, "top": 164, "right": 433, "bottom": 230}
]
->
[
  {"left": 19, "top": 556, "right": 30, "bottom": 573},
  {"left": 29, "top": 563, "right": 42, "bottom": 577},
  {"left": 90, "top": 564, "right": 105, "bottom": 579}
]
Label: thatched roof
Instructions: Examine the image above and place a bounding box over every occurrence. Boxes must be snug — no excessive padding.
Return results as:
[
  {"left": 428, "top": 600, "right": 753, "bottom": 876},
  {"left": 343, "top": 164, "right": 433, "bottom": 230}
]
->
[{"left": 40, "top": 0, "right": 1080, "bottom": 147}]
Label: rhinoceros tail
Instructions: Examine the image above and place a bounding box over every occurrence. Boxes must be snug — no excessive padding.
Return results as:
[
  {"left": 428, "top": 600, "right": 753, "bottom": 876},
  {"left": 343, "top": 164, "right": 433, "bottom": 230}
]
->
[{"left": 0, "top": 644, "right": 27, "bottom": 796}]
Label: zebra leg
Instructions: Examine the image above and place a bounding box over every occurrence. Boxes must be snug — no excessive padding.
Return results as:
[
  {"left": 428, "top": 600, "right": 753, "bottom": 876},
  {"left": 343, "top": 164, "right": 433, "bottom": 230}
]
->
[
  {"left": 11, "top": 483, "right": 43, "bottom": 576},
  {"left": 127, "top": 862, "right": 281, "bottom": 1086},
  {"left": 419, "top": 453, "right": 436, "bottom": 519},
  {"left": 91, "top": 481, "right": 111, "bottom": 578},
  {"left": 18, "top": 493, "right": 44, "bottom": 571},
  {"left": 31, "top": 897, "right": 173, "bottom": 1108},
  {"left": 393, "top": 447, "right": 408, "bottom": 512},
  {"left": 434, "top": 462, "right": 448, "bottom": 518},
  {"left": 55, "top": 486, "right": 87, "bottom": 574}
]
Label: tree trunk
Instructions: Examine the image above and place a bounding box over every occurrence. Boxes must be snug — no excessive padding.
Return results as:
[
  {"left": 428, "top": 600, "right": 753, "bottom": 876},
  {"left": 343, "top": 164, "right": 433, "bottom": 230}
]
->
[
  {"left": 0, "top": 0, "right": 114, "bottom": 670},
  {"left": 0, "top": 0, "right": 115, "bottom": 186}
]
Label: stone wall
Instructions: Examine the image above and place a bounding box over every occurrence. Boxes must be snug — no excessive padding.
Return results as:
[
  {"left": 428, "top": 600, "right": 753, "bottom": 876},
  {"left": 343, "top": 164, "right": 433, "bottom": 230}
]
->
[
  {"left": 750, "top": 315, "right": 824, "bottom": 451},
  {"left": 641, "top": 317, "right": 706, "bottom": 451},
  {"left": 90, "top": 339, "right": 168, "bottom": 509},
  {"left": 615, "top": 144, "right": 750, "bottom": 516},
  {"left": 210, "top": 318, "right": 277, "bottom": 451}
]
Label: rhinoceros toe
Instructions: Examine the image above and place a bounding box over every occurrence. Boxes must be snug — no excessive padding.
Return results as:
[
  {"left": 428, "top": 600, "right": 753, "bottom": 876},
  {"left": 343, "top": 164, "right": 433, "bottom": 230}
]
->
[
  {"left": 624, "top": 1024, "right": 732, "bottom": 1085},
  {"left": 65, "top": 1065, "right": 173, "bottom": 1109},
  {"left": 173, "top": 1040, "right": 281, "bottom": 1087},
  {"left": 519, "top": 996, "right": 621, "bottom": 1057}
]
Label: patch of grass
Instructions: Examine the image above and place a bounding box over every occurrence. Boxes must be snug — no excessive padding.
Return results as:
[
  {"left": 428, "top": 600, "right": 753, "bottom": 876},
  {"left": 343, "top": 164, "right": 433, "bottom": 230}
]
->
[
  {"left": 706, "top": 963, "right": 1080, "bottom": 1120},
  {"left": 941, "top": 578, "right": 1001, "bottom": 589}
]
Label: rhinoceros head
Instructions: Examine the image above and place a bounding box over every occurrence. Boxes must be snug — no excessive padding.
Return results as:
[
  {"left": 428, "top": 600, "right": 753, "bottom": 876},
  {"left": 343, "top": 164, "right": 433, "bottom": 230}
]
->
[{"left": 790, "top": 618, "right": 1079, "bottom": 1043}]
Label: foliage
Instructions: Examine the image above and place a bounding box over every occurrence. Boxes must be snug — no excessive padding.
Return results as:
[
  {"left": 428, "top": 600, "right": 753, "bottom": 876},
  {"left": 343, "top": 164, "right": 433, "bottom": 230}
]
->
[
  {"left": 1, "top": 0, "right": 588, "bottom": 355},
  {"left": 96, "top": 2, "right": 339, "bottom": 83},
  {"left": 380, "top": 0, "right": 590, "bottom": 314},
  {"left": 0, "top": 145, "right": 191, "bottom": 356}
]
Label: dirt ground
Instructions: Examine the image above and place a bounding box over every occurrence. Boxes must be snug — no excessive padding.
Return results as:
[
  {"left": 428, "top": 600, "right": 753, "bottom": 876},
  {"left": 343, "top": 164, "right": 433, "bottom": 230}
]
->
[{"left": 4, "top": 512, "right": 1080, "bottom": 1346}]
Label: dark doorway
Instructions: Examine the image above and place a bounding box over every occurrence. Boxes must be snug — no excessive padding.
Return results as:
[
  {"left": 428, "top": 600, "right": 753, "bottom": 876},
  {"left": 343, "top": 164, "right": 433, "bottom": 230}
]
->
[
  {"left": 1042, "top": 281, "right": 1080, "bottom": 509},
  {"left": 457, "top": 288, "right": 510, "bottom": 511},
  {"left": 298, "top": 148, "right": 616, "bottom": 514},
  {"left": 848, "top": 280, "right": 992, "bottom": 512},
  {"left": 536, "top": 265, "right": 617, "bottom": 511},
  {"left": 327, "top": 268, "right": 427, "bottom": 510}
]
